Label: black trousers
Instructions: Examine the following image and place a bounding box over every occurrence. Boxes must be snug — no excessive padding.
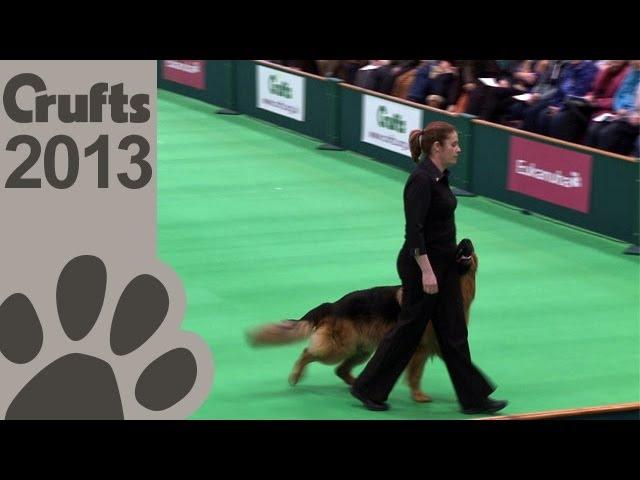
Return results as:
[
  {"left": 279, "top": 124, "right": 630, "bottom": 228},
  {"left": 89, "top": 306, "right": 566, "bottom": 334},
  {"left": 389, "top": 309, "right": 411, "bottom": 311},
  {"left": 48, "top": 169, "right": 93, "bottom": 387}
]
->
[
  {"left": 352, "top": 248, "right": 495, "bottom": 407},
  {"left": 586, "top": 119, "right": 639, "bottom": 155}
]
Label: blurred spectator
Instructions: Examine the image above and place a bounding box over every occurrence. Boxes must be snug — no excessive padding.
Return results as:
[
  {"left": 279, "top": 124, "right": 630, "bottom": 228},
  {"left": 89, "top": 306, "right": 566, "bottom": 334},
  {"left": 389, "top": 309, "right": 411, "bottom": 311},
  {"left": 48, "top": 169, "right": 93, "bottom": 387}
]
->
[
  {"left": 406, "top": 60, "right": 460, "bottom": 109},
  {"left": 585, "top": 61, "right": 640, "bottom": 155},
  {"left": 377, "top": 60, "right": 420, "bottom": 95},
  {"left": 522, "top": 60, "right": 598, "bottom": 136},
  {"left": 502, "top": 60, "right": 564, "bottom": 126},
  {"left": 353, "top": 60, "right": 391, "bottom": 91},
  {"left": 316, "top": 60, "right": 343, "bottom": 78},
  {"left": 464, "top": 60, "right": 538, "bottom": 122},
  {"left": 392, "top": 63, "right": 421, "bottom": 99},
  {"left": 460, "top": 60, "right": 504, "bottom": 115},
  {"left": 348, "top": 60, "right": 418, "bottom": 95},
  {"left": 336, "top": 61, "right": 369, "bottom": 84},
  {"left": 425, "top": 60, "right": 459, "bottom": 109},
  {"left": 407, "top": 60, "right": 436, "bottom": 104},
  {"left": 549, "top": 61, "right": 630, "bottom": 143}
]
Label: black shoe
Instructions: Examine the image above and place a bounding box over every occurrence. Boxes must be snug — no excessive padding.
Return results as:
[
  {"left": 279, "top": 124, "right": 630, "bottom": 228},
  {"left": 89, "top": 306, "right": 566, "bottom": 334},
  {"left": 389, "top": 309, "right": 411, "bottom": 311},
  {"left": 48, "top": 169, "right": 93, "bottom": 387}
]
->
[
  {"left": 462, "top": 398, "right": 508, "bottom": 415},
  {"left": 350, "top": 386, "right": 390, "bottom": 411}
]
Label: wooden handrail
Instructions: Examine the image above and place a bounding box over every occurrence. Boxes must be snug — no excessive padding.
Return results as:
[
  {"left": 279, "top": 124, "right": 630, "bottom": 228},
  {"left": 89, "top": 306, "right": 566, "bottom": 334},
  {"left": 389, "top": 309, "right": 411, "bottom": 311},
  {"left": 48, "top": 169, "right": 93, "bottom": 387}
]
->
[
  {"left": 254, "top": 60, "right": 327, "bottom": 82},
  {"left": 475, "top": 401, "right": 640, "bottom": 420},
  {"left": 473, "top": 119, "right": 639, "bottom": 163},
  {"left": 339, "top": 82, "right": 459, "bottom": 117}
]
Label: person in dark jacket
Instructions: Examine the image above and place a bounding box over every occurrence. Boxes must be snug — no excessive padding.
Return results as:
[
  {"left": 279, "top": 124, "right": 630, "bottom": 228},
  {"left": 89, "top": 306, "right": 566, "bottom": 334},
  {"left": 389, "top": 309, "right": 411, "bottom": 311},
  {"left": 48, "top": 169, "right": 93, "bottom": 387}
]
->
[
  {"left": 585, "top": 61, "right": 640, "bottom": 155},
  {"left": 549, "top": 61, "right": 629, "bottom": 143},
  {"left": 522, "top": 60, "right": 598, "bottom": 136}
]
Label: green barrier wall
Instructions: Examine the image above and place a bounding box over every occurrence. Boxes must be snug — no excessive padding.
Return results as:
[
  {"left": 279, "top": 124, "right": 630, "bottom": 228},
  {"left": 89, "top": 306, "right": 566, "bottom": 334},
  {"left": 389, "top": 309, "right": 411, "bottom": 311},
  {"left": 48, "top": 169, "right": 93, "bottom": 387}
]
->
[{"left": 471, "top": 122, "right": 639, "bottom": 245}]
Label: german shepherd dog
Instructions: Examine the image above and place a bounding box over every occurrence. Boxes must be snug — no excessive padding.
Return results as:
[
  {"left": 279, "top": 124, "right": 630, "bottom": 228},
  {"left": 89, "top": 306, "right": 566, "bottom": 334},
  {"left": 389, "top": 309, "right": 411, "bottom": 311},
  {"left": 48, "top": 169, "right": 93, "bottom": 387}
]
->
[{"left": 247, "top": 240, "right": 478, "bottom": 403}]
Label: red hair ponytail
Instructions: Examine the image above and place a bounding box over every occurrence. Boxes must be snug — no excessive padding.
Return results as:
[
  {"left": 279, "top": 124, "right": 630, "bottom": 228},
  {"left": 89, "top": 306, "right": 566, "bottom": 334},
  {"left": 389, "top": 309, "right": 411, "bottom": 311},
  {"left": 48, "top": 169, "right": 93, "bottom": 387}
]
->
[{"left": 409, "top": 129, "right": 423, "bottom": 164}]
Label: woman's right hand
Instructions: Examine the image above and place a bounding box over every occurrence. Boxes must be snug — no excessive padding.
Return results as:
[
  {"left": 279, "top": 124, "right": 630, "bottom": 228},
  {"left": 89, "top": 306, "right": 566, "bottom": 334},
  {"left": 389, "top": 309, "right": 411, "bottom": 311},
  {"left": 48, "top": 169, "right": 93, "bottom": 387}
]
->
[{"left": 422, "top": 271, "right": 438, "bottom": 294}]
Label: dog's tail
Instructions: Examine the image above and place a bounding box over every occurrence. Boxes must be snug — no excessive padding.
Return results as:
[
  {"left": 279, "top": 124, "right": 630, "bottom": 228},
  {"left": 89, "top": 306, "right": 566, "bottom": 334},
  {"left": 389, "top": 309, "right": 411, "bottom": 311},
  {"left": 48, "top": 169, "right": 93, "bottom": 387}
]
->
[{"left": 246, "top": 302, "right": 333, "bottom": 347}]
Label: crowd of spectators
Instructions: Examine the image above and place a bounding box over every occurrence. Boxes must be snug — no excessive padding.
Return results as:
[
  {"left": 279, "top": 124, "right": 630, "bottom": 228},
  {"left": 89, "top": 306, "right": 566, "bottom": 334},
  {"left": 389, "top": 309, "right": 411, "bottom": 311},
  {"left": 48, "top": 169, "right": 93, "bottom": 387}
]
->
[{"left": 271, "top": 60, "right": 640, "bottom": 158}]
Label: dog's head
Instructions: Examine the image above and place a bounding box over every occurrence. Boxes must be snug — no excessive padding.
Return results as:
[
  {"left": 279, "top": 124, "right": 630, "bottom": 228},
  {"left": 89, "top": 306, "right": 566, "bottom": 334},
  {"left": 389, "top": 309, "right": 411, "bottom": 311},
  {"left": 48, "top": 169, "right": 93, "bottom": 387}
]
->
[{"left": 456, "top": 238, "right": 478, "bottom": 276}]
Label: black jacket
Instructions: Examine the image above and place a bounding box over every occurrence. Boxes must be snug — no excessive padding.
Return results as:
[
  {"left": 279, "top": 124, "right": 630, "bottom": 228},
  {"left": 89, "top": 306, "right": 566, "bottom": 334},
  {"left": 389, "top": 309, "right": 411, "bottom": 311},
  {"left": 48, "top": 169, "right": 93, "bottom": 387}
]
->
[{"left": 402, "top": 158, "right": 457, "bottom": 258}]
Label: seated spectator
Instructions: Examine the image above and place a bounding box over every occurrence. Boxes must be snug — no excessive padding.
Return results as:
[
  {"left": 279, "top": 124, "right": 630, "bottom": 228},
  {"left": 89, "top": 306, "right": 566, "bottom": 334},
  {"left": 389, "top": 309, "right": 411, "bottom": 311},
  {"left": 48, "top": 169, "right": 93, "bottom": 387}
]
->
[
  {"left": 406, "top": 60, "right": 460, "bottom": 109},
  {"left": 502, "top": 60, "right": 564, "bottom": 127},
  {"left": 406, "top": 60, "right": 436, "bottom": 104},
  {"left": 522, "top": 60, "right": 598, "bottom": 136},
  {"left": 461, "top": 60, "right": 505, "bottom": 116},
  {"left": 510, "top": 60, "right": 540, "bottom": 91},
  {"left": 316, "top": 60, "right": 343, "bottom": 78},
  {"left": 548, "top": 61, "right": 630, "bottom": 143},
  {"left": 464, "top": 60, "right": 539, "bottom": 122},
  {"left": 585, "top": 61, "right": 640, "bottom": 155},
  {"left": 377, "top": 60, "right": 420, "bottom": 95},
  {"left": 353, "top": 60, "right": 390, "bottom": 91},
  {"left": 392, "top": 63, "right": 420, "bottom": 100},
  {"left": 424, "top": 60, "right": 459, "bottom": 108},
  {"left": 336, "top": 61, "right": 369, "bottom": 84}
]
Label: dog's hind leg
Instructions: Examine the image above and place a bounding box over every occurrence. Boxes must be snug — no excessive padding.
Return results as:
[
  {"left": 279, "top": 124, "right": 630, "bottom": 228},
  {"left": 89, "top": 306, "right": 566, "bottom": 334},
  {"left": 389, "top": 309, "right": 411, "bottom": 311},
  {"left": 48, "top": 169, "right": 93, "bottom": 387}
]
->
[
  {"left": 335, "top": 350, "right": 371, "bottom": 386},
  {"left": 289, "top": 348, "right": 316, "bottom": 386},
  {"left": 289, "top": 324, "right": 356, "bottom": 386},
  {"left": 406, "top": 345, "right": 432, "bottom": 403}
]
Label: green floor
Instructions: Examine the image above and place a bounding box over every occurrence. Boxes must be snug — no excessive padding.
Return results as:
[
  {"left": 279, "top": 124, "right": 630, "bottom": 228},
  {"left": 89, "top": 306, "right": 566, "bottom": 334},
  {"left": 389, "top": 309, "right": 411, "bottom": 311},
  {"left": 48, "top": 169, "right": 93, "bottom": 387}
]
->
[{"left": 157, "top": 90, "right": 640, "bottom": 420}]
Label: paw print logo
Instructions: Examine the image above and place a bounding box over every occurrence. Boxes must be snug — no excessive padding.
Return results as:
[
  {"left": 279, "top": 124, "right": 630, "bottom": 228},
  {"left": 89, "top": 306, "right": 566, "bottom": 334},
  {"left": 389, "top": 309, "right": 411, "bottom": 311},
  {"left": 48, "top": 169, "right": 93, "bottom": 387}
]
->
[{"left": 0, "top": 255, "right": 214, "bottom": 419}]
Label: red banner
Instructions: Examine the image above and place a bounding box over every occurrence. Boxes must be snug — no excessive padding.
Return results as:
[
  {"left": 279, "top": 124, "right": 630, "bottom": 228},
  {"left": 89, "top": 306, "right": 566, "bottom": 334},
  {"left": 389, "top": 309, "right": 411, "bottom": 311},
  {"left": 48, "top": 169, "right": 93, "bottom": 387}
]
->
[
  {"left": 163, "top": 60, "right": 205, "bottom": 90},
  {"left": 507, "top": 136, "right": 592, "bottom": 213}
]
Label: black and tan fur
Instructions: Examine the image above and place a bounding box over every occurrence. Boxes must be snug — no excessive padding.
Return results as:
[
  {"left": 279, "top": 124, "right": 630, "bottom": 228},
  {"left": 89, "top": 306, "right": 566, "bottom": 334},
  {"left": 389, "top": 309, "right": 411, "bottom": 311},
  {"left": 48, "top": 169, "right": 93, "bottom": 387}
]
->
[{"left": 246, "top": 254, "right": 478, "bottom": 403}]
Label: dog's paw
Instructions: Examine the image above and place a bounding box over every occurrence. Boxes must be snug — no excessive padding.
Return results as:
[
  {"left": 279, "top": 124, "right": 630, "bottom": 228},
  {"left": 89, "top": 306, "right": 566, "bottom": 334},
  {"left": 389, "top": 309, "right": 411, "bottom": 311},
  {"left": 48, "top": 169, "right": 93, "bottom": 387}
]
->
[
  {"left": 288, "top": 369, "right": 303, "bottom": 386},
  {"left": 411, "top": 390, "right": 433, "bottom": 403},
  {"left": 0, "top": 255, "right": 213, "bottom": 419}
]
